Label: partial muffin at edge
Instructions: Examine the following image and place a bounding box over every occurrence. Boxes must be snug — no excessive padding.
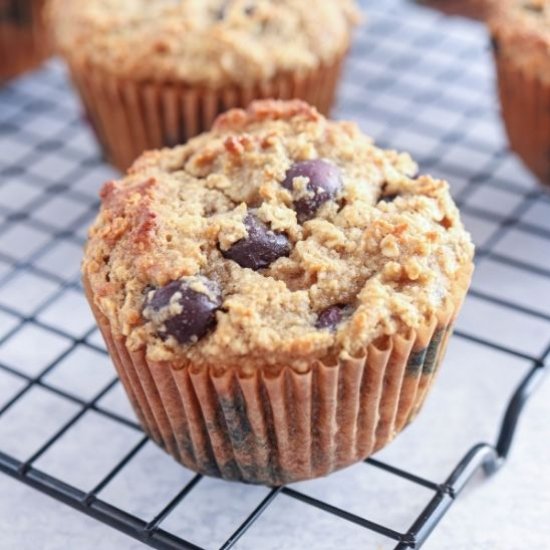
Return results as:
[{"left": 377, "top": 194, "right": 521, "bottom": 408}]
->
[
  {"left": 0, "top": 0, "right": 50, "bottom": 81},
  {"left": 490, "top": 0, "right": 550, "bottom": 184},
  {"left": 47, "top": 0, "right": 360, "bottom": 170}
]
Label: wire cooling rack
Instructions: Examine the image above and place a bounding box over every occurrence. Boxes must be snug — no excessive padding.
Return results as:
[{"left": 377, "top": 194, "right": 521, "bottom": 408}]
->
[{"left": 0, "top": 1, "right": 549, "bottom": 548}]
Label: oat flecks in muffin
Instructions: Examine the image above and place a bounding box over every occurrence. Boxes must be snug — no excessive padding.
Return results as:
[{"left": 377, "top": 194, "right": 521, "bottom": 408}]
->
[
  {"left": 83, "top": 100, "right": 474, "bottom": 372},
  {"left": 48, "top": 0, "right": 360, "bottom": 87}
]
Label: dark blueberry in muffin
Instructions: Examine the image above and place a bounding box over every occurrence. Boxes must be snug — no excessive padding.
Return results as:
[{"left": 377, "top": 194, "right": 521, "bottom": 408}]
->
[
  {"left": 283, "top": 159, "right": 342, "bottom": 222},
  {"left": 223, "top": 213, "right": 291, "bottom": 270},
  {"left": 316, "top": 305, "right": 346, "bottom": 331},
  {"left": 145, "top": 277, "right": 222, "bottom": 344}
]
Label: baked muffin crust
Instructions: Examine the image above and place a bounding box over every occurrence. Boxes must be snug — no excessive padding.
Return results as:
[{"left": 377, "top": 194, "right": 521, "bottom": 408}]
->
[
  {"left": 48, "top": 0, "right": 359, "bottom": 87},
  {"left": 83, "top": 100, "right": 474, "bottom": 373},
  {"left": 490, "top": 0, "right": 550, "bottom": 80}
]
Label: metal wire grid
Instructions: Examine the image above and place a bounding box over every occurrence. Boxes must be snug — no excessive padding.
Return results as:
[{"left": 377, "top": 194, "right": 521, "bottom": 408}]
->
[{"left": 0, "top": 1, "right": 548, "bottom": 548}]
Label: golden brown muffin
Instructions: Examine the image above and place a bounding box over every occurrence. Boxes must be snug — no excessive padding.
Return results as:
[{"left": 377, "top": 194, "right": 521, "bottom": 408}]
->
[
  {"left": 491, "top": 0, "right": 550, "bottom": 185},
  {"left": 0, "top": 0, "right": 50, "bottom": 82},
  {"left": 48, "top": 0, "right": 359, "bottom": 171},
  {"left": 83, "top": 100, "right": 474, "bottom": 485}
]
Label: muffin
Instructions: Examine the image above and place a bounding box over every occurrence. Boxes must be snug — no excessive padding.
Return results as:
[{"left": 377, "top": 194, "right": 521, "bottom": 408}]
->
[
  {"left": 414, "top": 0, "right": 498, "bottom": 20},
  {"left": 82, "top": 100, "right": 474, "bottom": 485},
  {"left": 0, "top": 0, "right": 50, "bottom": 82},
  {"left": 47, "top": 0, "right": 359, "bottom": 172},
  {"left": 491, "top": 0, "right": 550, "bottom": 185}
]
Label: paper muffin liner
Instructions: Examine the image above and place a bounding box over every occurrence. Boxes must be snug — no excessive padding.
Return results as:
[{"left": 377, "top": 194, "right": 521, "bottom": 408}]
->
[
  {"left": 495, "top": 53, "right": 550, "bottom": 186},
  {"left": 0, "top": 0, "right": 49, "bottom": 82},
  {"left": 84, "top": 269, "right": 471, "bottom": 486},
  {"left": 416, "top": 0, "right": 495, "bottom": 20},
  {"left": 65, "top": 52, "right": 346, "bottom": 172}
]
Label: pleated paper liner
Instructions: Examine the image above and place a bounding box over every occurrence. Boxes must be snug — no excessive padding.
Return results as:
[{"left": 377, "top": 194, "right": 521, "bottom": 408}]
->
[
  {"left": 0, "top": 0, "right": 50, "bottom": 82},
  {"left": 66, "top": 52, "right": 347, "bottom": 172},
  {"left": 415, "top": 0, "right": 495, "bottom": 20},
  {"left": 495, "top": 53, "right": 550, "bottom": 186},
  {"left": 84, "top": 269, "right": 472, "bottom": 486}
]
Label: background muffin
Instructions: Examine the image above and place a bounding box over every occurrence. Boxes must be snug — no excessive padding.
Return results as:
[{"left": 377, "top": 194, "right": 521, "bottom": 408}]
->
[
  {"left": 0, "top": 0, "right": 50, "bottom": 82},
  {"left": 414, "top": 0, "right": 498, "bottom": 20},
  {"left": 490, "top": 0, "right": 550, "bottom": 186},
  {"left": 48, "top": 0, "right": 359, "bottom": 171},
  {"left": 82, "top": 100, "right": 474, "bottom": 485}
]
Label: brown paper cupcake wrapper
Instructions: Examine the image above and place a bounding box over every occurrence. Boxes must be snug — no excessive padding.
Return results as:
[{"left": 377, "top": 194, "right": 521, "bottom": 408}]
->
[
  {"left": 495, "top": 53, "right": 550, "bottom": 186},
  {"left": 65, "top": 52, "right": 346, "bottom": 172},
  {"left": 416, "top": 0, "right": 495, "bottom": 20},
  {"left": 84, "top": 270, "right": 471, "bottom": 486},
  {"left": 0, "top": 0, "right": 50, "bottom": 82}
]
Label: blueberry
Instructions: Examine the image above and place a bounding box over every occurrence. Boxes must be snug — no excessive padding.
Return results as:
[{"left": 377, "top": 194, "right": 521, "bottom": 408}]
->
[
  {"left": 316, "top": 305, "right": 345, "bottom": 331},
  {"left": 223, "top": 213, "right": 290, "bottom": 270},
  {"left": 145, "top": 277, "right": 222, "bottom": 344},
  {"left": 282, "top": 159, "right": 342, "bottom": 222}
]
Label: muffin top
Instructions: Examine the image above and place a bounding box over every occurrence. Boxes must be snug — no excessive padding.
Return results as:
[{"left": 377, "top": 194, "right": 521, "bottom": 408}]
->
[
  {"left": 48, "top": 0, "right": 359, "bottom": 87},
  {"left": 83, "top": 100, "right": 474, "bottom": 374},
  {"left": 490, "top": 0, "right": 550, "bottom": 76}
]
